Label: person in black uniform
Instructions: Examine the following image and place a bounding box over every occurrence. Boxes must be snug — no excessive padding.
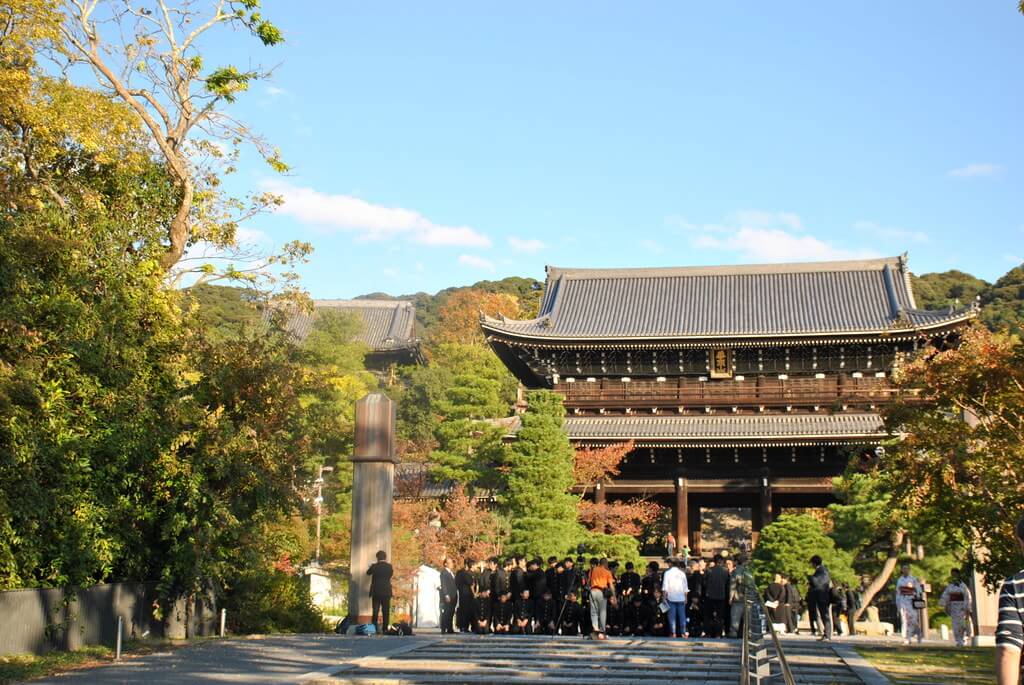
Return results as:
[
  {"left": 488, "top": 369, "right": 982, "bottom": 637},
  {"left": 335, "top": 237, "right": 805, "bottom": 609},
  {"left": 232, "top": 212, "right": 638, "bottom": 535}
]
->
[
  {"left": 605, "top": 594, "right": 623, "bottom": 636},
  {"left": 546, "top": 557, "right": 562, "bottom": 603},
  {"left": 560, "top": 591, "right": 582, "bottom": 636},
  {"left": 510, "top": 557, "right": 526, "bottom": 600},
  {"left": 619, "top": 562, "right": 641, "bottom": 601},
  {"left": 526, "top": 559, "right": 548, "bottom": 619},
  {"left": 472, "top": 587, "right": 492, "bottom": 634},
  {"left": 455, "top": 559, "right": 477, "bottom": 633},
  {"left": 624, "top": 594, "right": 645, "bottom": 636},
  {"left": 559, "top": 557, "right": 581, "bottom": 603},
  {"left": 366, "top": 550, "right": 393, "bottom": 633},
  {"left": 640, "top": 561, "right": 661, "bottom": 598},
  {"left": 513, "top": 589, "right": 534, "bottom": 634},
  {"left": 687, "top": 558, "right": 705, "bottom": 637},
  {"left": 478, "top": 559, "right": 493, "bottom": 599},
  {"left": 492, "top": 591, "right": 514, "bottom": 633},
  {"left": 490, "top": 557, "right": 509, "bottom": 599},
  {"left": 646, "top": 589, "right": 669, "bottom": 637},
  {"left": 537, "top": 588, "right": 559, "bottom": 635},
  {"left": 782, "top": 574, "right": 801, "bottom": 634},
  {"left": 439, "top": 557, "right": 457, "bottom": 634}
]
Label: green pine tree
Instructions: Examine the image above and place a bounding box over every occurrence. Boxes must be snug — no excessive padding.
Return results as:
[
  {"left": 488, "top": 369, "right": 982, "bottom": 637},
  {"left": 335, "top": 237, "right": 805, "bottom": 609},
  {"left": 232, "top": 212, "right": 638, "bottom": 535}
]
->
[
  {"left": 503, "top": 391, "right": 584, "bottom": 557},
  {"left": 749, "top": 514, "right": 855, "bottom": 593}
]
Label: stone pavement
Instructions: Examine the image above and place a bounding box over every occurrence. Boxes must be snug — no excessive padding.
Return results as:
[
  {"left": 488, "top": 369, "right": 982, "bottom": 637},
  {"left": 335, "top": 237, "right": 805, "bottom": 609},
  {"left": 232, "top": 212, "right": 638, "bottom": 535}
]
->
[
  {"left": 27, "top": 632, "right": 890, "bottom": 685},
  {"left": 314, "top": 635, "right": 878, "bottom": 684}
]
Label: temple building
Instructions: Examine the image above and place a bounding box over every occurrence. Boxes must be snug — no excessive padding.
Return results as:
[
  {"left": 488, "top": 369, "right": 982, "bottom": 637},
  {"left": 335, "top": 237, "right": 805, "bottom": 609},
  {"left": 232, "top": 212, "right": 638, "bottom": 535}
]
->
[
  {"left": 482, "top": 255, "right": 975, "bottom": 552},
  {"left": 288, "top": 299, "right": 423, "bottom": 369}
]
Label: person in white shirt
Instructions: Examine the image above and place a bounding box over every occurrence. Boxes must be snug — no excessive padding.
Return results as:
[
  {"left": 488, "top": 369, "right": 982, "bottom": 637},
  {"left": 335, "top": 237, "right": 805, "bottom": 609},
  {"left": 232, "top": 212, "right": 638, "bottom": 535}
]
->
[{"left": 662, "top": 558, "right": 690, "bottom": 638}]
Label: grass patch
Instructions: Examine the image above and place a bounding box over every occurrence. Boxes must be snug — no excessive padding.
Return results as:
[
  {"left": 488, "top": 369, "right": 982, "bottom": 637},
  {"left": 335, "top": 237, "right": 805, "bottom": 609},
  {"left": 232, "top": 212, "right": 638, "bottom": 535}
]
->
[
  {"left": 0, "top": 640, "right": 182, "bottom": 684},
  {"left": 855, "top": 645, "right": 995, "bottom": 685}
]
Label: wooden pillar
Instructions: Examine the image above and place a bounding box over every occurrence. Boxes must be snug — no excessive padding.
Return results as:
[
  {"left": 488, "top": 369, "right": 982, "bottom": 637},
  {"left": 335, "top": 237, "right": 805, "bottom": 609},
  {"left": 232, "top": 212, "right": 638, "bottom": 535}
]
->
[
  {"left": 675, "top": 476, "right": 689, "bottom": 550},
  {"left": 759, "top": 469, "right": 774, "bottom": 529},
  {"left": 595, "top": 483, "right": 607, "bottom": 534}
]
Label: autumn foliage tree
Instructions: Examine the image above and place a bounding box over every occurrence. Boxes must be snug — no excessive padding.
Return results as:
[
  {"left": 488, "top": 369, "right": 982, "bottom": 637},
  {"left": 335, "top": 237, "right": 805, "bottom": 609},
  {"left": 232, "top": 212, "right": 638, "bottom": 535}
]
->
[
  {"left": 881, "top": 322, "right": 1024, "bottom": 585},
  {"left": 431, "top": 289, "right": 520, "bottom": 346}
]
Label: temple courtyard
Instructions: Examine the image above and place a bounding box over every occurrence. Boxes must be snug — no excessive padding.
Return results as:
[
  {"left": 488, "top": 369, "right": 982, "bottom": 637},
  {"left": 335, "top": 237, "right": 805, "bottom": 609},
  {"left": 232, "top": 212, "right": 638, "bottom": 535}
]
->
[{"left": 10, "top": 632, "right": 995, "bottom": 684}]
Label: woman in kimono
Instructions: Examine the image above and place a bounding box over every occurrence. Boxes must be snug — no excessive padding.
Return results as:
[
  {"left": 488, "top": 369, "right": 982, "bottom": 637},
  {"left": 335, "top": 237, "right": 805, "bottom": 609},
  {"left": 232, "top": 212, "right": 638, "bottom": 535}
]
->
[
  {"left": 939, "top": 568, "right": 973, "bottom": 647},
  {"left": 895, "top": 563, "right": 925, "bottom": 644}
]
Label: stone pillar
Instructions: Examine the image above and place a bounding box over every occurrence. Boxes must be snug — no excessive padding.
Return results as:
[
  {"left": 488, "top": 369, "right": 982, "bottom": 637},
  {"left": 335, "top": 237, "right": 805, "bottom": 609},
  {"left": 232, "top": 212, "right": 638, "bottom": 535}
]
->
[
  {"left": 675, "top": 476, "right": 689, "bottom": 550},
  {"left": 348, "top": 393, "right": 398, "bottom": 624}
]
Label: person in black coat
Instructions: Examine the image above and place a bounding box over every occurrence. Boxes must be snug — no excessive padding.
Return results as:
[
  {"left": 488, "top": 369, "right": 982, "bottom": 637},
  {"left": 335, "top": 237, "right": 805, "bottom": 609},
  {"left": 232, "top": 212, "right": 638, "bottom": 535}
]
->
[
  {"left": 782, "top": 574, "right": 801, "bottom": 634},
  {"left": 619, "top": 562, "right": 641, "bottom": 600},
  {"left": 513, "top": 589, "right": 534, "bottom": 634},
  {"left": 687, "top": 558, "right": 706, "bottom": 637},
  {"left": 478, "top": 559, "right": 494, "bottom": 599},
  {"left": 545, "top": 557, "right": 561, "bottom": 602},
  {"left": 765, "top": 572, "right": 786, "bottom": 626},
  {"left": 492, "top": 591, "right": 514, "bottom": 633},
  {"left": 704, "top": 555, "right": 730, "bottom": 638},
  {"left": 490, "top": 557, "right": 509, "bottom": 599},
  {"left": 623, "top": 594, "right": 646, "bottom": 636},
  {"left": 455, "top": 559, "right": 477, "bottom": 633},
  {"left": 472, "top": 588, "right": 493, "bottom": 634},
  {"left": 640, "top": 561, "right": 660, "bottom": 598},
  {"left": 605, "top": 594, "right": 623, "bottom": 636},
  {"left": 807, "top": 555, "right": 833, "bottom": 640},
  {"left": 366, "top": 550, "right": 393, "bottom": 632},
  {"left": 438, "top": 558, "right": 458, "bottom": 634},
  {"left": 537, "top": 589, "right": 559, "bottom": 635},
  {"left": 559, "top": 557, "right": 581, "bottom": 601},
  {"left": 560, "top": 591, "right": 582, "bottom": 636},
  {"left": 526, "top": 559, "right": 548, "bottom": 619},
  {"left": 510, "top": 557, "right": 526, "bottom": 600}
]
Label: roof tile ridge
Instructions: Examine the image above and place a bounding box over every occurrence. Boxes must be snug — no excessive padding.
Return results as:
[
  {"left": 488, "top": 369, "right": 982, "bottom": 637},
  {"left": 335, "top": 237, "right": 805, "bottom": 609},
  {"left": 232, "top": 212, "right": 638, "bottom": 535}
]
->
[
  {"left": 314, "top": 298, "right": 413, "bottom": 308},
  {"left": 543, "top": 256, "right": 904, "bottom": 279}
]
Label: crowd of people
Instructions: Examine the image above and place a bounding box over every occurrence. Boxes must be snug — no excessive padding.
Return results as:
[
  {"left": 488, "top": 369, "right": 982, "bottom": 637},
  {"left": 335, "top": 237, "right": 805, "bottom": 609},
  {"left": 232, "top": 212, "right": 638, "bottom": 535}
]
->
[{"left": 431, "top": 552, "right": 788, "bottom": 640}]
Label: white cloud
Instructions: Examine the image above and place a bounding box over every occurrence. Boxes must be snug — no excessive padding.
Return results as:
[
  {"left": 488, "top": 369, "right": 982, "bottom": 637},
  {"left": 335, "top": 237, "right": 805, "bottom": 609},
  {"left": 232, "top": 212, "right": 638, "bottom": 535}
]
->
[
  {"left": 670, "top": 210, "right": 874, "bottom": 263},
  {"left": 265, "top": 181, "right": 492, "bottom": 248},
  {"left": 265, "top": 86, "right": 287, "bottom": 97},
  {"left": 382, "top": 267, "right": 399, "bottom": 277},
  {"left": 1005, "top": 254, "right": 1023, "bottom": 264},
  {"left": 458, "top": 254, "right": 495, "bottom": 270},
  {"left": 508, "top": 236, "right": 546, "bottom": 252},
  {"left": 235, "top": 226, "right": 273, "bottom": 247},
  {"left": 948, "top": 162, "right": 1003, "bottom": 178},
  {"left": 853, "top": 220, "right": 929, "bottom": 243}
]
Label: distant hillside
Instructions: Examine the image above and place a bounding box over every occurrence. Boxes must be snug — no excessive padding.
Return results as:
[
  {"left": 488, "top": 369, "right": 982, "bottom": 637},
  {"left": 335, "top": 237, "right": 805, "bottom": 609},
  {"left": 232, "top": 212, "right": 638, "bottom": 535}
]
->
[{"left": 912, "top": 263, "right": 1024, "bottom": 335}]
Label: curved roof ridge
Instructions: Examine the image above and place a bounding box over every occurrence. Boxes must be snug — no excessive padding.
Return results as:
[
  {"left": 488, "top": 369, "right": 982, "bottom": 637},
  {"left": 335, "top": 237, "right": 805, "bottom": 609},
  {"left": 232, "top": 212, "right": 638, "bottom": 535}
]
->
[
  {"left": 315, "top": 298, "right": 414, "bottom": 308},
  {"left": 545, "top": 256, "right": 903, "bottom": 280}
]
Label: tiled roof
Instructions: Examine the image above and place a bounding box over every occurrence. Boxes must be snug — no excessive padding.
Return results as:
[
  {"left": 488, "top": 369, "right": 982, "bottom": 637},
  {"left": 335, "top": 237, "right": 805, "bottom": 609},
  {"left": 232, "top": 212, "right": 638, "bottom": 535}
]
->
[
  {"left": 286, "top": 299, "right": 418, "bottom": 351},
  {"left": 562, "top": 412, "right": 886, "bottom": 442},
  {"left": 482, "top": 256, "right": 975, "bottom": 341}
]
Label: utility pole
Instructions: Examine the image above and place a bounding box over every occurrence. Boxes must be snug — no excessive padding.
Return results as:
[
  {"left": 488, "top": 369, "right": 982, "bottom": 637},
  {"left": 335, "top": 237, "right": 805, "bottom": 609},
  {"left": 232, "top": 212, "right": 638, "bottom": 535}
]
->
[{"left": 315, "top": 465, "right": 334, "bottom": 563}]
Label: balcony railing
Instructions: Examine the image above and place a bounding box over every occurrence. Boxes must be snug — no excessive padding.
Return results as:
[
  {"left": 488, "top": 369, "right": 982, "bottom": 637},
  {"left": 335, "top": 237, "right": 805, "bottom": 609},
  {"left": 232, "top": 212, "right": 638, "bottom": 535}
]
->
[{"left": 554, "top": 374, "right": 912, "bottom": 408}]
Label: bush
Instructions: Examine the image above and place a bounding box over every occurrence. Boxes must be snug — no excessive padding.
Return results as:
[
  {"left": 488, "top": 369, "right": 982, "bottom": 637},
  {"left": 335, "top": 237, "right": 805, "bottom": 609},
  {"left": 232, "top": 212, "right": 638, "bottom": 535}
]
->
[
  {"left": 750, "top": 513, "right": 856, "bottom": 592},
  {"left": 223, "top": 568, "right": 325, "bottom": 634}
]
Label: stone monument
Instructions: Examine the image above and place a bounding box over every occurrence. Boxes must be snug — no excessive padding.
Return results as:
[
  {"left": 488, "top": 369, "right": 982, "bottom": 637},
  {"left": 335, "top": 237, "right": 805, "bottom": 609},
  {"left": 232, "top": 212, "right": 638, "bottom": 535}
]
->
[{"left": 347, "top": 392, "right": 398, "bottom": 624}]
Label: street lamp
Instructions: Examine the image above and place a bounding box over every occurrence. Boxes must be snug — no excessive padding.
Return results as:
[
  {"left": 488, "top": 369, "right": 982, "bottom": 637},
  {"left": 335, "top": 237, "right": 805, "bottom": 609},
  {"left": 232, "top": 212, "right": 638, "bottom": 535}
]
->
[{"left": 314, "top": 465, "right": 334, "bottom": 564}]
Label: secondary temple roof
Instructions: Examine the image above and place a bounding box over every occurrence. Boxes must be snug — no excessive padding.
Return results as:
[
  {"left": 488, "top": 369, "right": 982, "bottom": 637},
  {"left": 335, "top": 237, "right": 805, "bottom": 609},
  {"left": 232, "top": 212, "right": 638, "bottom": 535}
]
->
[
  {"left": 562, "top": 413, "right": 886, "bottom": 445},
  {"left": 482, "top": 255, "right": 975, "bottom": 341},
  {"left": 287, "top": 299, "right": 419, "bottom": 353}
]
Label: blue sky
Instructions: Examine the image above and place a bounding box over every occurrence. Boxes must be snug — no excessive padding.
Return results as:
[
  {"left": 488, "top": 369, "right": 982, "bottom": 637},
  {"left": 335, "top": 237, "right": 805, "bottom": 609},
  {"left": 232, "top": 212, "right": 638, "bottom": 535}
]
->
[{"left": 217, "top": 2, "right": 1022, "bottom": 298}]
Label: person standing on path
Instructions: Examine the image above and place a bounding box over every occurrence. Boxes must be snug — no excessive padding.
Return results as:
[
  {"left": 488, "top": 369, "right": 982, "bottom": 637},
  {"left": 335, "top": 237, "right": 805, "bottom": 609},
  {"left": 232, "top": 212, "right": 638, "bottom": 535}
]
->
[
  {"left": 939, "top": 568, "right": 973, "bottom": 647},
  {"left": 366, "top": 550, "right": 394, "bottom": 633},
  {"left": 895, "top": 563, "right": 924, "bottom": 644},
  {"left": 666, "top": 532, "right": 676, "bottom": 559},
  {"left": 588, "top": 557, "right": 616, "bottom": 639},
  {"left": 455, "top": 558, "right": 477, "bottom": 632},
  {"left": 807, "top": 555, "right": 833, "bottom": 641},
  {"left": 438, "top": 557, "right": 457, "bottom": 634},
  {"left": 727, "top": 557, "right": 746, "bottom": 638},
  {"left": 704, "top": 554, "right": 730, "bottom": 637},
  {"left": 996, "top": 514, "right": 1024, "bottom": 685},
  {"left": 662, "top": 558, "right": 690, "bottom": 638}
]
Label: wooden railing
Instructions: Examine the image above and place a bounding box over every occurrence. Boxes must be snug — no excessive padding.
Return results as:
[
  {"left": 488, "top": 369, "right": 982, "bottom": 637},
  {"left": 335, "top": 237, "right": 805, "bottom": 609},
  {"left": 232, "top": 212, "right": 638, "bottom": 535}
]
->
[{"left": 554, "top": 374, "right": 910, "bottom": 408}]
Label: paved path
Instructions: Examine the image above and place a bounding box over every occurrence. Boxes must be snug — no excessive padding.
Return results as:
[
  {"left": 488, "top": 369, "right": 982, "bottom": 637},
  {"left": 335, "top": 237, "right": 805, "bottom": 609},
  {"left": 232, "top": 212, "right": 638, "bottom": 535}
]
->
[{"left": 31, "top": 633, "right": 887, "bottom": 684}]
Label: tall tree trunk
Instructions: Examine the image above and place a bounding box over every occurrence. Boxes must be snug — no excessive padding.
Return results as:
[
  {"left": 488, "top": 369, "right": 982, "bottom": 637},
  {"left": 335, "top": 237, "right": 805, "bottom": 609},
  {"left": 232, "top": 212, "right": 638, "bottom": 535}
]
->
[
  {"left": 159, "top": 178, "right": 193, "bottom": 271},
  {"left": 852, "top": 528, "right": 905, "bottom": 623}
]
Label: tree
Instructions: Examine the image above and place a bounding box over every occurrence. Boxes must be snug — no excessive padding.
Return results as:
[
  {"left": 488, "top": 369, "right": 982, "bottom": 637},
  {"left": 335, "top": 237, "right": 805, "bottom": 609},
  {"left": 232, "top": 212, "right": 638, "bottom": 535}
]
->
[
  {"left": 431, "top": 289, "right": 520, "bottom": 346},
  {"left": 912, "top": 271, "right": 989, "bottom": 311},
  {"left": 418, "top": 484, "right": 502, "bottom": 567},
  {"left": 749, "top": 514, "right": 855, "bottom": 593},
  {"left": 980, "top": 264, "right": 1024, "bottom": 336},
  {"left": 881, "top": 322, "right": 1024, "bottom": 586},
  {"left": 52, "top": 0, "right": 310, "bottom": 282},
  {"left": 502, "top": 391, "right": 584, "bottom": 557}
]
